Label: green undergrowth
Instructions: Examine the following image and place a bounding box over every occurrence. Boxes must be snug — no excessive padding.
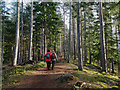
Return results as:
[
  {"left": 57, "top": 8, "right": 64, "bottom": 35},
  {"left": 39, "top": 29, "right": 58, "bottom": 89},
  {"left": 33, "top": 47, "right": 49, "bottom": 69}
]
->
[
  {"left": 56, "top": 60, "right": 61, "bottom": 63},
  {"left": 2, "top": 62, "right": 46, "bottom": 87},
  {"left": 68, "top": 63, "right": 120, "bottom": 88}
]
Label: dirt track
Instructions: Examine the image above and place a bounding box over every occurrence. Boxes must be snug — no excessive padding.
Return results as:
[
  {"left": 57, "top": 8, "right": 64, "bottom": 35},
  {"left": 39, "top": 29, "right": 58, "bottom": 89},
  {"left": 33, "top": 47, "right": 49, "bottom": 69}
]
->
[{"left": 9, "top": 63, "right": 76, "bottom": 88}]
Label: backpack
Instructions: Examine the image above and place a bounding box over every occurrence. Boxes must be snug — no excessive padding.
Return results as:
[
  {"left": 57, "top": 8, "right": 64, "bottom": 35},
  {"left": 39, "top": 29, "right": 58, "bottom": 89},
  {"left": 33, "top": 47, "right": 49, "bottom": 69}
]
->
[
  {"left": 51, "top": 53, "right": 55, "bottom": 59},
  {"left": 46, "top": 54, "right": 50, "bottom": 59}
]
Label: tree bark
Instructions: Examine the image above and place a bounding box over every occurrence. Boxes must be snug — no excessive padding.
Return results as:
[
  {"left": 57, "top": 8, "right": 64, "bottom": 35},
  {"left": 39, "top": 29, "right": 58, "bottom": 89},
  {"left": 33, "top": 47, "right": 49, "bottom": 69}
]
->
[
  {"left": 13, "top": 0, "right": 20, "bottom": 66},
  {"left": 77, "top": 2, "right": 83, "bottom": 71},
  {"left": 38, "top": 31, "right": 40, "bottom": 61},
  {"left": 2, "top": 32, "right": 4, "bottom": 63},
  {"left": 68, "top": 2, "right": 72, "bottom": 63},
  {"left": 42, "top": 23, "right": 44, "bottom": 59},
  {"left": 118, "top": 24, "right": 120, "bottom": 77},
  {"left": 63, "top": 4, "right": 66, "bottom": 61},
  {"left": 36, "top": 32, "right": 38, "bottom": 62},
  {"left": 54, "top": 36, "right": 57, "bottom": 52},
  {"left": 44, "top": 34, "right": 46, "bottom": 62},
  {"left": 17, "top": 38, "right": 20, "bottom": 64},
  {"left": 43, "top": 2, "right": 46, "bottom": 62},
  {"left": 33, "top": 31, "right": 35, "bottom": 60},
  {"left": 111, "top": 60, "right": 114, "bottom": 73},
  {"left": 88, "top": 17, "right": 91, "bottom": 64},
  {"left": 79, "top": 6, "right": 83, "bottom": 65},
  {"left": 23, "top": 38, "right": 26, "bottom": 62},
  {"left": 110, "top": 17, "right": 114, "bottom": 73},
  {"left": 20, "top": 0, "right": 23, "bottom": 64},
  {"left": 104, "top": 20, "right": 108, "bottom": 71},
  {"left": 0, "top": 4, "right": 2, "bottom": 71},
  {"left": 99, "top": 1, "right": 107, "bottom": 72},
  {"left": 2, "top": 5, "right": 5, "bottom": 62},
  {"left": 84, "top": 12, "right": 87, "bottom": 64},
  {"left": 115, "top": 26, "right": 118, "bottom": 55},
  {"left": 60, "top": 34, "right": 62, "bottom": 53},
  {"left": 72, "top": 7, "right": 76, "bottom": 60},
  {"left": 28, "top": 0, "right": 33, "bottom": 61},
  {"left": 118, "top": 1, "right": 120, "bottom": 77}
]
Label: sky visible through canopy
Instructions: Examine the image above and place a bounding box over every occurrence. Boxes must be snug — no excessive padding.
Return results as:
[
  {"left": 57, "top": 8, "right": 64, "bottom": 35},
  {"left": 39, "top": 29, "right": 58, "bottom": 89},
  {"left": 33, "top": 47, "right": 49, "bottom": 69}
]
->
[
  {"left": 3, "top": 0, "right": 119, "bottom": 30},
  {"left": 3, "top": 0, "right": 70, "bottom": 29}
]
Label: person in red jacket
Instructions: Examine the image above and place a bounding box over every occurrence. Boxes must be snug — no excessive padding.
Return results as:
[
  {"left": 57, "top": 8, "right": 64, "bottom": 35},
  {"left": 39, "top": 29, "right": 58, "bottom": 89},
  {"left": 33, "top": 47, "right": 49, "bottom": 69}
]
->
[{"left": 45, "top": 50, "right": 51, "bottom": 70}]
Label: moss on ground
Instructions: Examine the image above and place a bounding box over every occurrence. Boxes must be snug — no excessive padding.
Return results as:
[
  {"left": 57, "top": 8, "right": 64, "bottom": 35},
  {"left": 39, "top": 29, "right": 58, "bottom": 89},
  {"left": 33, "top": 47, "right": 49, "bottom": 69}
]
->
[
  {"left": 69, "top": 63, "right": 120, "bottom": 88},
  {"left": 2, "top": 62, "right": 46, "bottom": 87},
  {"left": 3, "top": 62, "right": 120, "bottom": 88}
]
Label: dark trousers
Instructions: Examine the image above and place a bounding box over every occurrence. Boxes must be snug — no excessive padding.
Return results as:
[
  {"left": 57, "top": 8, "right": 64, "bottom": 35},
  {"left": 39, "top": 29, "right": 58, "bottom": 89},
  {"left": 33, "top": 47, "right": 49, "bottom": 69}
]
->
[
  {"left": 52, "top": 61, "right": 55, "bottom": 70},
  {"left": 46, "top": 61, "right": 51, "bottom": 70}
]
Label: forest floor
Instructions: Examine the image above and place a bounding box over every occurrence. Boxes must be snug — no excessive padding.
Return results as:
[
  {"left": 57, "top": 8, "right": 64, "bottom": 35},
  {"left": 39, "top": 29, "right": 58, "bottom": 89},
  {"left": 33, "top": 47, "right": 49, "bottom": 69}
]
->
[
  {"left": 3, "top": 62, "right": 77, "bottom": 88},
  {"left": 2, "top": 61, "right": 120, "bottom": 89}
]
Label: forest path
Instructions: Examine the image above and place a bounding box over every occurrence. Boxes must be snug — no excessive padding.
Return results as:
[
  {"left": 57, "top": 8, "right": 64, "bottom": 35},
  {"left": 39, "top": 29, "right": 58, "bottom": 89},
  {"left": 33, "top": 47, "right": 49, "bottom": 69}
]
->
[{"left": 10, "top": 63, "right": 76, "bottom": 88}]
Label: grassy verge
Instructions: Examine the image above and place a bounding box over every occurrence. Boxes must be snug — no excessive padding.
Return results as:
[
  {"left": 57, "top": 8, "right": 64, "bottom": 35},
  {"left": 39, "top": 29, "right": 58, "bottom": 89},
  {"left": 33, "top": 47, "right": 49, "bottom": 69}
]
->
[
  {"left": 2, "top": 62, "right": 46, "bottom": 87},
  {"left": 67, "top": 63, "right": 120, "bottom": 88}
]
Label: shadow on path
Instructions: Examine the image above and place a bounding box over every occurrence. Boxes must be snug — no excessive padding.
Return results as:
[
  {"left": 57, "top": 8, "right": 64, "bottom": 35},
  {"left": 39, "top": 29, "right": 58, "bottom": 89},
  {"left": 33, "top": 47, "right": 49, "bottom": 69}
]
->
[{"left": 9, "top": 63, "right": 76, "bottom": 88}]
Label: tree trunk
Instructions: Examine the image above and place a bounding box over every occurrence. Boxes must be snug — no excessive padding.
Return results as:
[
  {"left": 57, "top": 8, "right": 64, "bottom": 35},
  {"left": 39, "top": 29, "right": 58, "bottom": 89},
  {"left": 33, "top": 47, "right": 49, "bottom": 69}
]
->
[
  {"left": 20, "top": 0, "right": 23, "bottom": 64},
  {"left": 68, "top": 2, "right": 72, "bottom": 63},
  {"left": 44, "top": 34, "right": 46, "bottom": 62},
  {"left": 60, "top": 34, "right": 62, "bottom": 53},
  {"left": 111, "top": 60, "right": 114, "bottom": 73},
  {"left": 72, "top": 7, "right": 76, "bottom": 60},
  {"left": 23, "top": 38, "right": 26, "bottom": 62},
  {"left": 65, "top": 28, "right": 68, "bottom": 61},
  {"left": 84, "top": 12, "right": 87, "bottom": 64},
  {"left": 17, "top": 38, "right": 20, "bottom": 64},
  {"left": 110, "top": 20, "right": 114, "bottom": 73},
  {"left": 43, "top": 2, "right": 46, "bottom": 62},
  {"left": 36, "top": 33, "right": 38, "bottom": 62},
  {"left": 79, "top": 6, "right": 83, "bottom": 65},
  {"left": 38, "top": 31, "right": 40, "bottom": 61},
  {"left": 99, "top": 1, "right": 107, "bottom": 72},
  {"left": 42, "top": 24, "right": 44, "bottom": 59},
  {"left": 104, "top": 20, "right": 108, "bottom": 71},
  {"left": 33, "top": 31, "right": 35, "bottom": 60},
  {"left": 34, "top": 32, "right": 36, "bottom": 61},
  {"left": 2, "top": 32, "right": 4, "bottom": 62},
  {"left": 0, "top": 5, "right": 2, "bottom": 69},
  {"left": 89, "top": 38, "right": 92, "bottom": 64},
  {"left": 1, "top": 2, "right": 6, "bottom": 63},
  {"left": 63, "top": 4, "right": 66, "bottom": 61},
  {"left": 118, "top": 24, "right": 120, "bottom": 77},
  {"left": 115, "top": 26, "right": 119, "bottom": 73},
  {"left": 118, "top": 1, "right": 120, "bottom": 77},
  {"left": 88, "top": 17, "right": 91, "bottom": 64},
  {"left": 28, "top": 0, "right": 33, "bottom": 61},
  {"left": 54, "top": 36, "right": 57, "bottom": 52},
  {"left": 115, "top": 26, "right": 118, "bottom": 55},
  {"left": 77, "top": 2, "right": 83, "bottom": 71},
  {"left": 25, "top": 40, "right": 27, "bottom": 62},
  {"left": 13, "top": 0, "right": 20, "bottom": 66}
]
